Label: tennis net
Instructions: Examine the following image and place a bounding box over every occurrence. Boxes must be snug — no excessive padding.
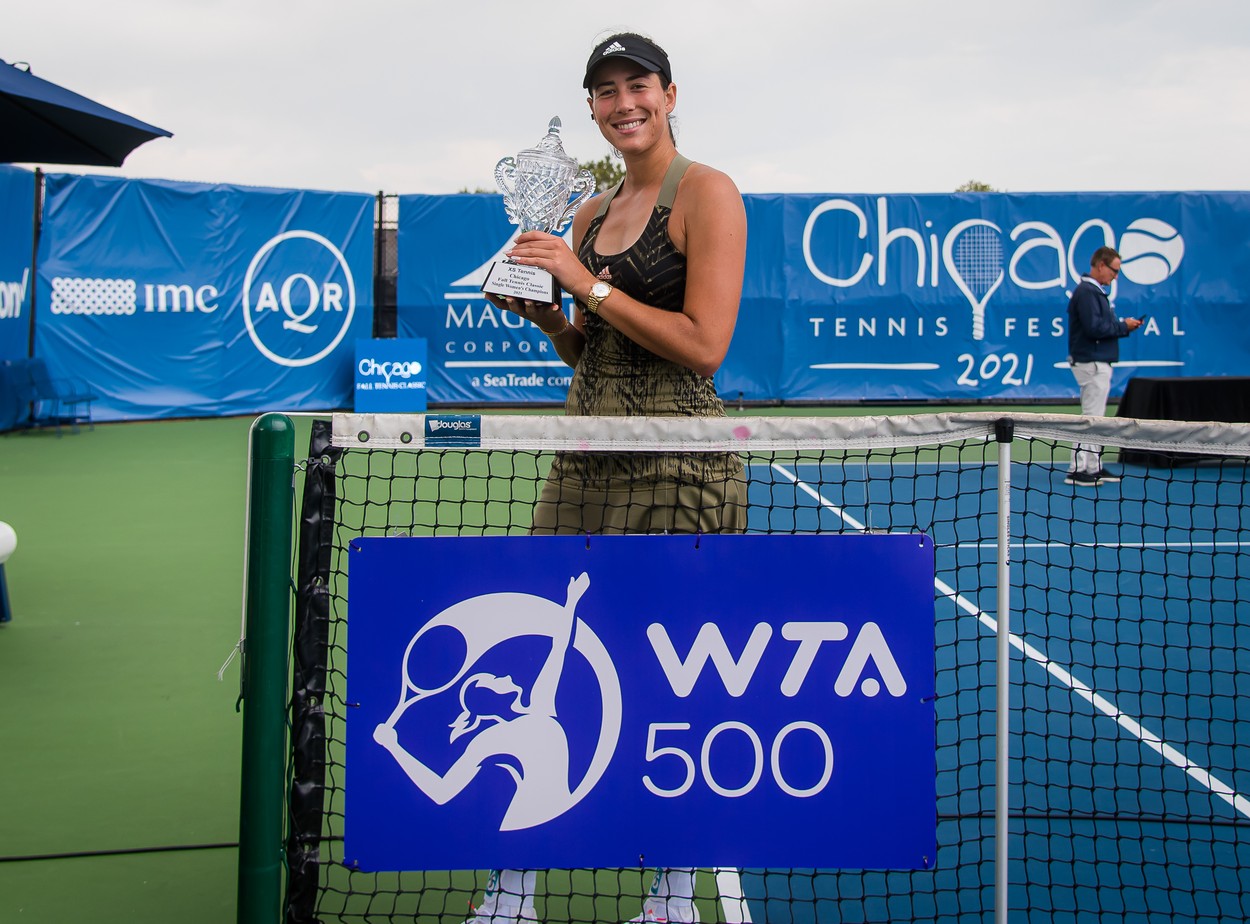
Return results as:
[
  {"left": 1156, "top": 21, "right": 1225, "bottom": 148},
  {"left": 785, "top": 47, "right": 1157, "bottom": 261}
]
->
[{"left": 268, "top": 410, "right": 1250, "bottom": 924}]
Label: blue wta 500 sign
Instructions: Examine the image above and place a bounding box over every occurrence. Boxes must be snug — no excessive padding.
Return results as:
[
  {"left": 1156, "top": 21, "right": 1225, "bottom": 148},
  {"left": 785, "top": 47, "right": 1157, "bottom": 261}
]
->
[{"left": 345, "top": 534, "right": 936, "bottom": 871}]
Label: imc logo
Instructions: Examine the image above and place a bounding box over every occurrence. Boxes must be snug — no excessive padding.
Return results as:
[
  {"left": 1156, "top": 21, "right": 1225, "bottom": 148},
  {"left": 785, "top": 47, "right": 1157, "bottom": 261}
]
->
[{"left": 243, "top": 230, "right": 357, "bottom": 368}]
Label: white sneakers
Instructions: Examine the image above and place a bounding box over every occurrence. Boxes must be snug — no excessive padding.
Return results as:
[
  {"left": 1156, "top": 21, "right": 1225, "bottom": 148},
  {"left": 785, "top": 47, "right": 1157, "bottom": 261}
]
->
[
  {"left": 466, "top": 901, "right": 699, "bottom": 924},
  {"left": 625, "top": 904, "right": 701, "bottom": 923},
  {"left": 467, "top": 867, "right": 700, "bottom": 924},
  {"left": 465, "top": 903, "right": 537, "bottom": 924},
  {"left": 466, "top": 899, "right": 699, "bottom": 923},
  {"left": 467, "top": 870, "right": 538, "bottom": 924},
  {"left": 626, "top": 868, "right": 700, "bottom": 923}
]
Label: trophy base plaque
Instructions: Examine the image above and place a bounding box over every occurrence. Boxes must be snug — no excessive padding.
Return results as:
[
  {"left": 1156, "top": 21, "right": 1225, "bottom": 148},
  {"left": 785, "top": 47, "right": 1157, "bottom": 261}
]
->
[{"left": 481, "top": 260, "right": 559, "bottom": 305}]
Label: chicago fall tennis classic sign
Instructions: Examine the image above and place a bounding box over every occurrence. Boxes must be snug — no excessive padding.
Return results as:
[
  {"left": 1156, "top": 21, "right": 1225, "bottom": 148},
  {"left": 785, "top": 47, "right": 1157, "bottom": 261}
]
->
[{"left": 344, "top": 534, "right": 936, "bottom": 871}]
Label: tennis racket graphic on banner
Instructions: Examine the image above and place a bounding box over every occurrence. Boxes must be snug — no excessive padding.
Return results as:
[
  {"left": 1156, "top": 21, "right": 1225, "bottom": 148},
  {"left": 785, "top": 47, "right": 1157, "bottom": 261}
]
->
[
  {"left": 381, "top": 579, "right": 587, "bottom": 733},
  {"left": 943, "top": 219, "right": 1004, "bottom": 341},
  {"left": 370, "top": 573, "right": 621, "bottom": 830}
]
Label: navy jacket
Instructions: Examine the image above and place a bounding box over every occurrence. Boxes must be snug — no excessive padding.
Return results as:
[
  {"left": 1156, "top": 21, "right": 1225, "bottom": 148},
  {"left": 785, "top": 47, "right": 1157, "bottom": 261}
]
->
[{"left": 1067, "top": 278, "right": 1129, "bottom": 363}]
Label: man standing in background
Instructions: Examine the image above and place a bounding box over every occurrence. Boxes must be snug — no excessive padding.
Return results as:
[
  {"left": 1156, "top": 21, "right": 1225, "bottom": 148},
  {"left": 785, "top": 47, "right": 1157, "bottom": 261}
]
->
[{"left": 1066, "top": 246, "right": 1144, "bottom": 487}]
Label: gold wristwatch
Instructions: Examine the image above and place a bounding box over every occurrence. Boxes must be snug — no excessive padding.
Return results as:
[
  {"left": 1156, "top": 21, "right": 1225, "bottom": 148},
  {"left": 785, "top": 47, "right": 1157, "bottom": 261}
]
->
[{"left": 586, "top": 281, "right": 613, "bottom": 315}]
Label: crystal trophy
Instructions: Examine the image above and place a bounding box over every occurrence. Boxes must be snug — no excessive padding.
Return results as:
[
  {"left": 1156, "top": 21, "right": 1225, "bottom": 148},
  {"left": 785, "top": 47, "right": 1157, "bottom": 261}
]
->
[{"left": 481, "top": 117, "right": 596, "bottom": 303}]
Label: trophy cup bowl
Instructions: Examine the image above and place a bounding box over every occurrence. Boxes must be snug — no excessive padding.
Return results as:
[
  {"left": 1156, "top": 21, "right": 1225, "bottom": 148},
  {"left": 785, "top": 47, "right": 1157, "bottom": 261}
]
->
[{"left": 481, "top": 117, "right": 596, "bottom": 304}]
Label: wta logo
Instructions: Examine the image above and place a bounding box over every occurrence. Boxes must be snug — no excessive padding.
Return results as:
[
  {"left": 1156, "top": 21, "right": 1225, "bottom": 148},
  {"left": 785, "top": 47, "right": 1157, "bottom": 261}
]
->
[
  {"left": 243, "top": 230, "right": 356, "bottom": 368},
  {"left": 372, "top": 573, "right": 622, "bottom": 831}
]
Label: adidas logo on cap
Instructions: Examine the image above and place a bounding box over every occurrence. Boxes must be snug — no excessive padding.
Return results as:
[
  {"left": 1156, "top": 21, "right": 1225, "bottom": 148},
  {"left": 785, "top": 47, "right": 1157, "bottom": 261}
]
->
[{"left": 601, "top": 40, "right": 626, "bottom": 56}]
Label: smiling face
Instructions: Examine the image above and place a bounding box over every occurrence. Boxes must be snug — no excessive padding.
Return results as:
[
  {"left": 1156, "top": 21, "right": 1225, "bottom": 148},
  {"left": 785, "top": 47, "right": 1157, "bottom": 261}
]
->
[{"left": 586, "top": 59, "right": 676, "bottom": 156}]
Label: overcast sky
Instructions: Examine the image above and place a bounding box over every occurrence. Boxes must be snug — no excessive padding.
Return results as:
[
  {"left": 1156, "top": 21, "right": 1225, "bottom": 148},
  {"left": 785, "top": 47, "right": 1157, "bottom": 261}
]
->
[{"left": 7, "top": 0, "right": 1250, "bottom": 196}]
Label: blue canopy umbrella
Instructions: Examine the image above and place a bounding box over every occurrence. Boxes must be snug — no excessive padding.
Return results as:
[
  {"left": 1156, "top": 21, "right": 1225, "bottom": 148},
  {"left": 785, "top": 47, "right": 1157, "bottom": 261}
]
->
[{"left": 0, "top": 58, "right": 172, "bottom": 166}]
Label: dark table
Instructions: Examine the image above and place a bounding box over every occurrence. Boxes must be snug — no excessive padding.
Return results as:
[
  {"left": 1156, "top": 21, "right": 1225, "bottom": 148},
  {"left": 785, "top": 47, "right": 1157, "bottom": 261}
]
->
[
  {"left": 1117, "top": 376, "right": 1250, "bottom": 466},
  {"left": 0, "top": 361, "right": 29, "bottom": 433}
]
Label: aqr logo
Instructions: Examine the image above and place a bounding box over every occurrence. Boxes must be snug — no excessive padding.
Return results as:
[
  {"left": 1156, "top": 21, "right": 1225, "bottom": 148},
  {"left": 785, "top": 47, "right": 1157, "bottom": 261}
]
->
[{"left": 243, "top": 230, "right": 356, "bottom": 367}]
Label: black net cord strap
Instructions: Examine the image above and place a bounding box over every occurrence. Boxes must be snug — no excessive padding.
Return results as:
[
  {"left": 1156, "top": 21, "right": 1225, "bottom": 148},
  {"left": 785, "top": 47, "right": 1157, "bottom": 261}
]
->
[{"left": 287, "top": 418, "right": 341, "bottom": 923}]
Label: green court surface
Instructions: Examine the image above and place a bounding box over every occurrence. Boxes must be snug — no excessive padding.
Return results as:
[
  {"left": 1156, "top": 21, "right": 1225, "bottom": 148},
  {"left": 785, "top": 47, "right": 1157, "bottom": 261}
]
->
[
  {"left": 0, "top": 416, "right": 291, "bottom": 924},
  {"left": 0, "top": 406, "right": 1071, "bottom": 924}
]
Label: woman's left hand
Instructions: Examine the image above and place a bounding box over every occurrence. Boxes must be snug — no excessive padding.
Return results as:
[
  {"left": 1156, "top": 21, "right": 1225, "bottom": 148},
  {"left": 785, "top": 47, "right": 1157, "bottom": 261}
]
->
[{"left": 484, "top": 292, "right": 568, "bottom": 333}]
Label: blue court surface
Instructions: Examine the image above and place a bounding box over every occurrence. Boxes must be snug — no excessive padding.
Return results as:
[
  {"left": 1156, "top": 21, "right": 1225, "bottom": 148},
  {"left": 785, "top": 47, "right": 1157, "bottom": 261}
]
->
[{"left": 730, "top": 457, "right": 1250, "bottom": 923}]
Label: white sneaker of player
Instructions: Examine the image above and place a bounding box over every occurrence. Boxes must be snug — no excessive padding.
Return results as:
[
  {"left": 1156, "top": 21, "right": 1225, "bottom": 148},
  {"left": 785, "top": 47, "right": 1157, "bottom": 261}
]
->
[
  {"left": 625, "top": 904, "right": 700, "bottom": 923},
  {"left": 466, "top": 904, "right": 537, "bottom": 924},
  {"left": 625, "top": 867, "right": 700, "bottom": 923},
  {"left": 468, "top": 870, "right": 538, "bottom": 924}
]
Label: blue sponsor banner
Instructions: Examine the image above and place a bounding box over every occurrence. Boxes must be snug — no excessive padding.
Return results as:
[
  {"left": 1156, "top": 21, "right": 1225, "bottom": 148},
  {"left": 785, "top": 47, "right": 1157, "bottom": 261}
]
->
[
  {"left": 397, "top": 194, "right": 577, "bottom": 404},
  {"left": 355, "top": 338, "right": 427, "bottom": 412},
  {"left": 771, "top": 192, "right": 1250, "bottom": 401},
  {"left": 0, "top": 165, "right": 34, "bottom": 363},
  {"left": 345, "top": 534, "right": 936, "bottom": 871},
  {"left": 35, "top": 174, "right": 374, "bottom": 420},
  {"left": 398, "top": 191, "right": 1250, "bottom": 404}
]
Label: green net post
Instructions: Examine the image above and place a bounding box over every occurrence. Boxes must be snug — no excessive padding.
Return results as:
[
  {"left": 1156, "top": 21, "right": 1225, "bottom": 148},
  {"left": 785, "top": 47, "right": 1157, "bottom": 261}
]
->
[{"left": 237, "top": 414, "right": 296, "bottom": 924}]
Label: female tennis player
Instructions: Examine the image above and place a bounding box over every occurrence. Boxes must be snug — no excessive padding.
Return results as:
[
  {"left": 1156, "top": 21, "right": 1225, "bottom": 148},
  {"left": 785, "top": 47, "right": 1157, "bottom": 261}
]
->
[{"left": 477, "top": 29, "right": 748, "bottom": 924}]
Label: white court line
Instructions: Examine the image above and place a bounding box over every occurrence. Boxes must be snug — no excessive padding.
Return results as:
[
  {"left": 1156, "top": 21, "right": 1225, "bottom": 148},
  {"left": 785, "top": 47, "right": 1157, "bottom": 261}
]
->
[
  {"left": 769, "top": 461, "right": 1250, "bottom": 822},
  {"left": 952, "top": 541, "right": 1247, "bottom": 550}
]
